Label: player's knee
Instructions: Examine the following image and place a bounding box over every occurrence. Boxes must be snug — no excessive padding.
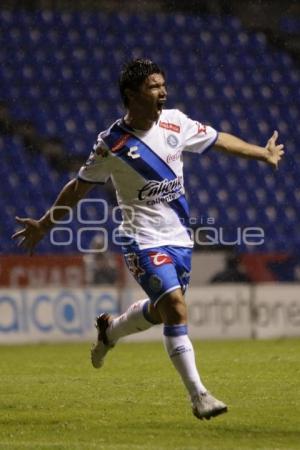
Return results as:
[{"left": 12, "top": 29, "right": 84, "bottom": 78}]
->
[
  {"left": 156, "top": 289, "right": 187, "bottom": 325},
  {"left": 148, "top": 303, "right": 163, "bottom": 324}
]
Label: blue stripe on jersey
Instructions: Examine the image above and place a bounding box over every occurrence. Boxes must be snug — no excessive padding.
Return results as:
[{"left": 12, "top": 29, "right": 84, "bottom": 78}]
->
[
  {"left": 100, "top": 121, "right": 126, "bottom": 150},
  {"left": 102, "top": 122, "right": 190, "bottom": 231}
]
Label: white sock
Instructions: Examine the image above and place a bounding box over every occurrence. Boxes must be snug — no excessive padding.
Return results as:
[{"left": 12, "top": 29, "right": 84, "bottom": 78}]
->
[
  {"left": 163, "top": 324, "right": 207, "bottom": 400},
  {"left": 106, "top": 299, "right": 158, "bottom": 342}
]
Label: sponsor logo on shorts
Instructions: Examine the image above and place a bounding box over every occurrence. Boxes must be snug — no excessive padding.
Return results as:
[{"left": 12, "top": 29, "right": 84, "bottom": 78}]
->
[
  {"left": 149, "top": 274, "right": 163, "bottom": 292},
  {"left": 124, "top": 253, "right": 145, "bottom": 280},
  {"left": 180, "top": 270, "right": 191, "bottom": 281},
  {"left": 148, "top": 251, "right": 173, "bottom": 266}
]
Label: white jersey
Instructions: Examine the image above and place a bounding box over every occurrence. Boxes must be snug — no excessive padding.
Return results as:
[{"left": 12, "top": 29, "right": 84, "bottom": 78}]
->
[{"left": 78, "top": 109, "right": 218, "bottom": 249}]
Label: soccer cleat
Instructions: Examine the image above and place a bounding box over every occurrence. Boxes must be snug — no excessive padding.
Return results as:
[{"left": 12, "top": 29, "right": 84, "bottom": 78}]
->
[
  {"left": 91, "top": 313, "right": 115, "bottom": 369},
  {"left": 192, "top": 392, "right": 228, "bottom": 420}
]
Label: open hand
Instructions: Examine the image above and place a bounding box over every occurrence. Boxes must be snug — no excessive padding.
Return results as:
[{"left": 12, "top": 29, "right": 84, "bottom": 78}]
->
[
  {"left": 265, "top": 130, "right": 284, "bottom": 168},
  {"left": 11, "top": 216, "right": 46, "bottom": 255}
]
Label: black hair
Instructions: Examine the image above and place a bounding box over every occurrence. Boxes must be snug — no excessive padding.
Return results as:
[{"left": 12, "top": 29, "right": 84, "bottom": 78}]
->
[{"left": 119, "top": 58, "right": 165, "bottom": 107}]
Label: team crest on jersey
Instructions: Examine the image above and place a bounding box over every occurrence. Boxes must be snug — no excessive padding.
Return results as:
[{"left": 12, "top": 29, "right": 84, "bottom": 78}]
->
[
  {"left": 148, "top": 251, "right": 173, "bottom": 266},
  {"left": 125, "top": 253, "right": 145, "bottom": 280},
  {"left": 167, "top": 134, "right": 179, "bottom": 148}
]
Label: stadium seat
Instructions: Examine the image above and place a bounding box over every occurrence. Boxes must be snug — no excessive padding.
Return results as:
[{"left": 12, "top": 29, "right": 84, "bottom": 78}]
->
[{"left": 0, "top": 10, "right": 299, "bottom": 253}]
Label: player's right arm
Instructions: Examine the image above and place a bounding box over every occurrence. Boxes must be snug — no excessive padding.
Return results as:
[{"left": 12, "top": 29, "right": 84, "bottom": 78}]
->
[{"left": 12, "top": 178, "right": 95, "bottom": 254}]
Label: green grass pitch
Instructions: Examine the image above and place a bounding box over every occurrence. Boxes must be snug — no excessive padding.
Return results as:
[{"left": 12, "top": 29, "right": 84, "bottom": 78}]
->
[{"left": 1, "top": 339, "right": 300, "bottom": 450}]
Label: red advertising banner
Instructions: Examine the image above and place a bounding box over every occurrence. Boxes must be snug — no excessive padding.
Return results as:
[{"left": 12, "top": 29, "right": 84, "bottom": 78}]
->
[
  {"left": 0, "top": 255, "right": 85, "bottom": 287},
  {"left": 0, "top": 254, "right": 125, "bottom": 287},
  {"left": 241, "top": 253, "right": 293, "bottom": 282}
]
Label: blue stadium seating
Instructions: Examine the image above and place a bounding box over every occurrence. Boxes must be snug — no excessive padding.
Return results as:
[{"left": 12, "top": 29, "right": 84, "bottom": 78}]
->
[{"left": 0, "top": 10, "right": 299, "bottom": 253}]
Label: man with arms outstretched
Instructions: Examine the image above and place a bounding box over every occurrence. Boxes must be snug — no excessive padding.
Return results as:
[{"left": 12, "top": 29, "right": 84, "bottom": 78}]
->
[{"left": 13, "top": 59, "right": 284, "bottom": 420}]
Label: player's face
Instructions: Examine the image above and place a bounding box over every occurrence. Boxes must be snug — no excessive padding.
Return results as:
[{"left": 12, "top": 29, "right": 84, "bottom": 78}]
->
[{"left": 130, "top": 73, "right": 167, "bottom": 121}]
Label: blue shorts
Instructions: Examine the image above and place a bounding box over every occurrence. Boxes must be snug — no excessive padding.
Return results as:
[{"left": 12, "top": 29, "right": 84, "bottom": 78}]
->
[{"left": 122, "top": 243, "right": 192, "bottom": 306}]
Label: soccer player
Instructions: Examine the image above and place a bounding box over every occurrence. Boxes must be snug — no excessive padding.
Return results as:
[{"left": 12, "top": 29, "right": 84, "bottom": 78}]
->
[{"left": 12, "top": 58, "right": 284, "bottom": 420}]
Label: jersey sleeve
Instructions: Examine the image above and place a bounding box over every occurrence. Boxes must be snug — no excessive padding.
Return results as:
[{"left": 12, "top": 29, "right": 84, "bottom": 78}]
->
[
  {"left": 77, "top": 136, "right": 111, "bottom": 184},
  {"left": 179, "top": 111, "right": 218, "bottom": 154}
]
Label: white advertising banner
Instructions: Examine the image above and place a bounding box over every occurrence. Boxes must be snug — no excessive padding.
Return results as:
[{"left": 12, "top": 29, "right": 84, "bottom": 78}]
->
[
  {"left": 124, "top": 285, "right": 253, "bottom": 342},
  {"left": 253, "top": 284, "right": 300, "bottom": 339},
  {"left": 0, "top": 287, "right": 119, "bottom": 343},
  {"left": 0, "top": 285, "right": 299, "bottom": 343},
  {"left": 125, "top": 284, "right": 300, "bottom": 341},
  {"left": 187, "top": 285, "right": 253, "bottom": 339}
]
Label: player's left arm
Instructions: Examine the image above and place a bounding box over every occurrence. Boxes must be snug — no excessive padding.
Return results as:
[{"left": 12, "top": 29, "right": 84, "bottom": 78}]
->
[{"left": 214, "top": 130, "right": 284, "bottom": 168}]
